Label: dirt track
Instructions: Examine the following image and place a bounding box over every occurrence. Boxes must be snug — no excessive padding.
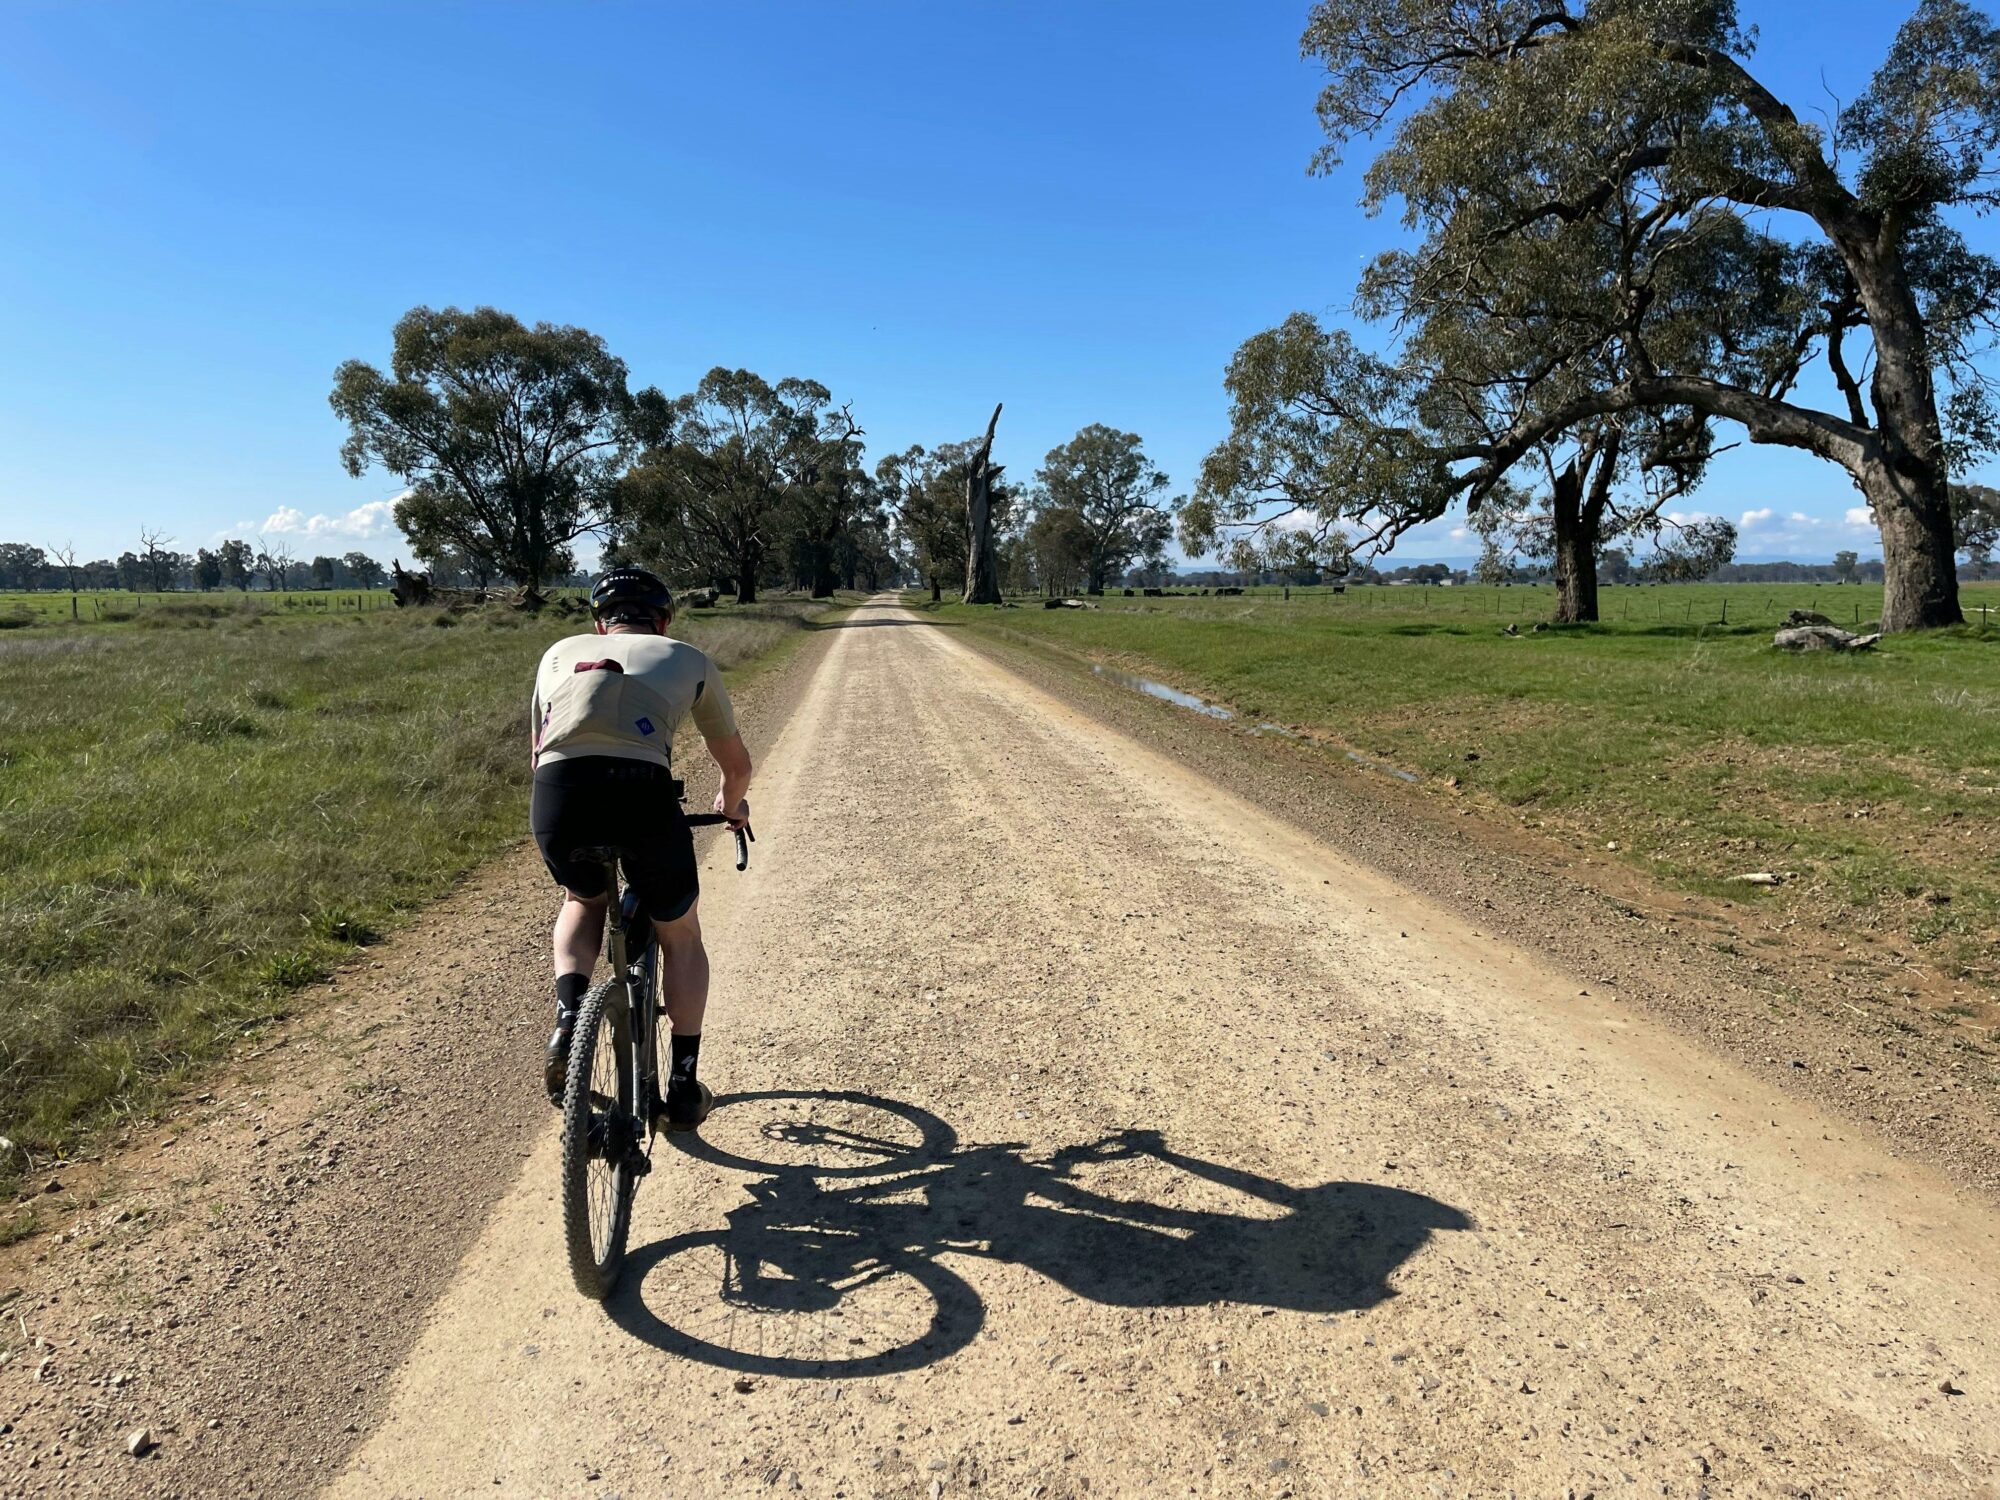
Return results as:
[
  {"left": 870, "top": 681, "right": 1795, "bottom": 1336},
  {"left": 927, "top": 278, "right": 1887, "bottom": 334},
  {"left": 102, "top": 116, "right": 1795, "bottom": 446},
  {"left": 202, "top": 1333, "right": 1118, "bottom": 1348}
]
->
[
  {"left": 311, "top": 598, "right": 1996, "bottom": 1498},
  {"left": 12, "top": 596, "right": 2000, "bottom": 1498}
]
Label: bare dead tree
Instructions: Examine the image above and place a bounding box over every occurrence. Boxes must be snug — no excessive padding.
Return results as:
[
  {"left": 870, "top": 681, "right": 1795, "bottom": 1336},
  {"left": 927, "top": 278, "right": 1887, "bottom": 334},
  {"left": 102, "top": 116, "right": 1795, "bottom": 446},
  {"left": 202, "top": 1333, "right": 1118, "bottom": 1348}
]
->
[
  {"left": 138, "top": 528, "right": 175, "bottom": 593},
  {"left": 49, "top": 540, "right": 81, "bottom": 621},
  {"left": 255, "top": 535, "right": 297, "bottom": 592},
  {"left": 962, "top": 403, "right": 1004, "bottom": 605}
]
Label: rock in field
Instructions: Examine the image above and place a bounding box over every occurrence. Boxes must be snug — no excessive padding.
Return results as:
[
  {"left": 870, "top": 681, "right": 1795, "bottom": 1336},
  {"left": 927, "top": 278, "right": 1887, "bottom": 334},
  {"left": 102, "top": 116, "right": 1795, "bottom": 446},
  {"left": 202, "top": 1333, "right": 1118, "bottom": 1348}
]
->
[{"left": 1773, "top": 625, "right": 1881, "bottom": 652}]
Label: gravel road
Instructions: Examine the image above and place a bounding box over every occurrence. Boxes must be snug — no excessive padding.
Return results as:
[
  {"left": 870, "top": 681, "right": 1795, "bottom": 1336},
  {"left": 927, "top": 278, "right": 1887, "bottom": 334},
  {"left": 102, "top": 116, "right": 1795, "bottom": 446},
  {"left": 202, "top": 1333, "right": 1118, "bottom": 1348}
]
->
[
  {"left": 10, "top": 596, "right": 1998, "bottom": 1499},
  {"left": 326, "top": 598, "right": 1999, "bottom": 1497}
]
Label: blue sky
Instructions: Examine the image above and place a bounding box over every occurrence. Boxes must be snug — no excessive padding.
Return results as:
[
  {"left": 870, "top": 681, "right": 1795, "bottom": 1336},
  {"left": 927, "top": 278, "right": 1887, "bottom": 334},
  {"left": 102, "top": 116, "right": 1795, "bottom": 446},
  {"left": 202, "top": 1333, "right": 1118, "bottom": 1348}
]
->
[{"left": 0, "top": 0, "right": 1982, "bottom": 567}]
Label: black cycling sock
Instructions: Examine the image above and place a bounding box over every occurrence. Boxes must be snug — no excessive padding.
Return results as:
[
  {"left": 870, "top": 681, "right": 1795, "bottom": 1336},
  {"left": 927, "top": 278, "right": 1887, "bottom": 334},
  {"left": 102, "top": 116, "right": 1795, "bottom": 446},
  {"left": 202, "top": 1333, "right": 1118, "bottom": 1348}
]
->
[
  {"left": 554, "top": 972, "right": 589, "bottom": 1019},
  {"left": 670, "top": 1032, "right": 701, "bottom": 1083}
]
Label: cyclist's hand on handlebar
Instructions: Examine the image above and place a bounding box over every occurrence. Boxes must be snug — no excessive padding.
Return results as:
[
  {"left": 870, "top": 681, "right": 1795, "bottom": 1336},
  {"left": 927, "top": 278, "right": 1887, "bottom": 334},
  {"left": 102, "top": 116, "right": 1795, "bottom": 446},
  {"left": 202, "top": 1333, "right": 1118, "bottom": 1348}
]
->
[{"left": 715, "top": 792, "right": 751, "bottom": 831}]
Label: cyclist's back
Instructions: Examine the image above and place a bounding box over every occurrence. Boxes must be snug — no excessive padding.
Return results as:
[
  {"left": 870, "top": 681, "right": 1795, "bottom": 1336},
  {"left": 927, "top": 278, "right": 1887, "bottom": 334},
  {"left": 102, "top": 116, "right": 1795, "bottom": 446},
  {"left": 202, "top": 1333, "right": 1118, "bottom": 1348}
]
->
[
  {"left": 531, "top": 568, "right": 753, "bottom": 1128},
  {"left": 533, "top": 631, "right": 736, "bottom": 769}
]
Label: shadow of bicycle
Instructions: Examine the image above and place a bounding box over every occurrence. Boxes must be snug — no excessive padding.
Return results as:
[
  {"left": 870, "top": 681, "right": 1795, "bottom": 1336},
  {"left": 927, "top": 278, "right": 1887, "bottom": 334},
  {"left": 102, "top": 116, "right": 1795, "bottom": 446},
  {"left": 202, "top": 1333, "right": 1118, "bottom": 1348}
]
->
[{"left": 606, "top": 1090, "right": 1469, "bottom": 1378}]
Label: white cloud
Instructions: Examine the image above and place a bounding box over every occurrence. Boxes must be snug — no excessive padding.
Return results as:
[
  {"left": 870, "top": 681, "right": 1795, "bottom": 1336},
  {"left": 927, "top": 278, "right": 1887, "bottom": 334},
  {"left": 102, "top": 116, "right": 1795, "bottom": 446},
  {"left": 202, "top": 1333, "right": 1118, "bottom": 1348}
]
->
[
  {"left": 258, "top": 494, "right": 405, "bottom": 542},
  {"left": 1724, "top": 502, "right": 1889, "bottom": 559}
]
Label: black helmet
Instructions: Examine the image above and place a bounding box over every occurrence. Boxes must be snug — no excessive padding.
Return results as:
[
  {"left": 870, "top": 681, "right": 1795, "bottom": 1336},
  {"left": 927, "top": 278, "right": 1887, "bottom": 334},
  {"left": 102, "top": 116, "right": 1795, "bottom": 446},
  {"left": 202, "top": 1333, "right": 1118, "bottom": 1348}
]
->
[{"left": 590, "top": 566, "right": 674, "bottom": 623}]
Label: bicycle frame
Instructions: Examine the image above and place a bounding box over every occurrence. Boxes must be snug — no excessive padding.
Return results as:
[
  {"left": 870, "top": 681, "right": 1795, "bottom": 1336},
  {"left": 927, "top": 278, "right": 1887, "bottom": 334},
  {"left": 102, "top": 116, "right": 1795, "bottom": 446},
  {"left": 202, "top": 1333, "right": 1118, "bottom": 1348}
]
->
[{"left": 597, "top": 814, "right": 749, "bottom": 1164}]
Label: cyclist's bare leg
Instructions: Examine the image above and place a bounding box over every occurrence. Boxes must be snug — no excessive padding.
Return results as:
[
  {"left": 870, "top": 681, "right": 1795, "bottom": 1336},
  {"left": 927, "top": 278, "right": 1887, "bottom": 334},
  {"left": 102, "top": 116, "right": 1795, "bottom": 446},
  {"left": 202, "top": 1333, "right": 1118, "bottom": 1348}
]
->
[
  {"left": 553, "top": 888, "right": 610, "bottom": 980},
  {"left": 654, "top": 903, "right": 713, "bottom": 1125},
  {"left": 654, "top": 904, "right": 708, "bottom": 1036},
  {"left": 543, "top": 888, "right": 609, "bottom": 1099}
]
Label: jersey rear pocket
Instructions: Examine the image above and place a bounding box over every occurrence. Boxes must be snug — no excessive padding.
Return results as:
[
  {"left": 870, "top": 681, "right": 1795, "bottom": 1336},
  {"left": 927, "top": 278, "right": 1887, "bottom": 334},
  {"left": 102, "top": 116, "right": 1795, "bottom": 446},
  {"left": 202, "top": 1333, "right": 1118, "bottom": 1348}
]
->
[{"left": 538, "top": 663, "right": 674, "bottom": 756}]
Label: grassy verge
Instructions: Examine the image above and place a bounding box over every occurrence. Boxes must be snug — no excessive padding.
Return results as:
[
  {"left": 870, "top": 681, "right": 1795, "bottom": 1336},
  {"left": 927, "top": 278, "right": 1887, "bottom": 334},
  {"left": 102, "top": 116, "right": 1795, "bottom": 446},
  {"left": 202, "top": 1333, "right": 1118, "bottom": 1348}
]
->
[
  {"left": 0, "top": 594, "right": 844, "bottom": 1194},
  {"left": 925, "top": 583, "right": 2000, "bottom": 998}
]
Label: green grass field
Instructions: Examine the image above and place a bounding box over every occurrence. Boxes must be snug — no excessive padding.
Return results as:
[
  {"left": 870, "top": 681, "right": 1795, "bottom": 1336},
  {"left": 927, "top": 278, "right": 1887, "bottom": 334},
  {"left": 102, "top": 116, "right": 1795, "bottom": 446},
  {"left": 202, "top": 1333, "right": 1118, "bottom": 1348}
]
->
[
  {"left": 1087, "top": 579, "right": 2000, "bottom": 631},
  {"left": 927, "top": 582, "right": 2000, "bottom": 999},
  {"left": 0, "top": 588, "right": 400, "bottom": 625},
  {"left": 0, "top": 594, "right": 842, "bottom": 1201}
]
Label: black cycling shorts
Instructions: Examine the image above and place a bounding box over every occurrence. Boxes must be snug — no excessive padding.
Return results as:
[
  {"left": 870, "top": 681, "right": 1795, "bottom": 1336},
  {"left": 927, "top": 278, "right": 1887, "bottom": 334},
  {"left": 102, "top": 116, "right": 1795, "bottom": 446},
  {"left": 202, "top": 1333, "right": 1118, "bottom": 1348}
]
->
[{"left": 530, "top": 758, "right": 698, "bottom": 923}]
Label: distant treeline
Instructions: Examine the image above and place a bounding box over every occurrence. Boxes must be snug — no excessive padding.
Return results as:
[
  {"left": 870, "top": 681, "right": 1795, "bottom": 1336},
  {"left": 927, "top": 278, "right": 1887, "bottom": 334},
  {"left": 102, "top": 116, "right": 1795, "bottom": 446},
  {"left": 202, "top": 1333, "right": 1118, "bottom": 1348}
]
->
[{"left": 0, "top": 539, "right": 384, "bottom": 594}]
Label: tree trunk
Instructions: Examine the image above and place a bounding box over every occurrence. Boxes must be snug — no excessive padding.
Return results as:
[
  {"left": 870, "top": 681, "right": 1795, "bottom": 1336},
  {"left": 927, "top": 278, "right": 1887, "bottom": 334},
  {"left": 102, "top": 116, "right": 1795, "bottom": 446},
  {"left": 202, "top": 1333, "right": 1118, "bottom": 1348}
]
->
[
  {"left": 929, "top": 572, "right": 942, "bottom": 603},
  {"left": 1868, "top": 461, "right": 1961, "bottom": 631},
  {"left": 1850, "top": 247, "right": 1963, "bottom": 630},
  {"left": 1549, "top": 460, "right": 1599, "bottom": 624},
  {"left": 963, "top": 404, "right": 1004, "bottom": 605},
  {"left": 735, "top": 552, "right": 758, "bottom": 604}
]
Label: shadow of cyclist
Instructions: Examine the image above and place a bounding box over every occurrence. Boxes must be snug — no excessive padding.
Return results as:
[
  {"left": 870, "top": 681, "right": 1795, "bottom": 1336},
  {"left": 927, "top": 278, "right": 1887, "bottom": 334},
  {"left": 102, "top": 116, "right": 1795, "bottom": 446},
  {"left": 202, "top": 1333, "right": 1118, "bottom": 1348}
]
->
[{"left": 607, "top": 1092, "right": 1468, "bottom": 1378}]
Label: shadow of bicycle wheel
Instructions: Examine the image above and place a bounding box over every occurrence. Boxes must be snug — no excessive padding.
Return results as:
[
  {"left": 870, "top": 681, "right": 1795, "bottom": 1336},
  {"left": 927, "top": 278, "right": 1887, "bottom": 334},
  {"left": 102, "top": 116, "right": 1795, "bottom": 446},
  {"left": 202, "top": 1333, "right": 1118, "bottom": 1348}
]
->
[{"left": 606, "top": 1090, "right": 1470, "bottom": 1378}]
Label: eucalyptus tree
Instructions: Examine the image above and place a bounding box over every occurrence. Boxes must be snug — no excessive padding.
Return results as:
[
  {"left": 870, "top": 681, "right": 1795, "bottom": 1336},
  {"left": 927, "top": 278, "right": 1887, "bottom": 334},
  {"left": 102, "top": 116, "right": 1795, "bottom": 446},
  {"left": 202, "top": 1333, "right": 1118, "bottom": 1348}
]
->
[
  {"left": 781, "top": 397, "right": 869, "bottom": 599},
  {"left": 612, "top": 368, "right": 853, "bottom": 603},
  {"left": 1957, "top": 482, "right": 2000, "bottom": 572},
  {"left": 1258, "top": 0, "right": 2000, "bottom": 632},
  {"left": 1034, "top": 425, "right": 1178, "bottom": 594},
  {"left": 218, "top": 539, "right": 254, "bottom": 591},
  {"left": 1025, "top": 505, "right": 1096, "bottom": 597},
  {"left": 342, "top": 551, "right": 387, "bottom": 589},
  {"left": 332, "top": 306, "right": 667, "bottom": 596}
]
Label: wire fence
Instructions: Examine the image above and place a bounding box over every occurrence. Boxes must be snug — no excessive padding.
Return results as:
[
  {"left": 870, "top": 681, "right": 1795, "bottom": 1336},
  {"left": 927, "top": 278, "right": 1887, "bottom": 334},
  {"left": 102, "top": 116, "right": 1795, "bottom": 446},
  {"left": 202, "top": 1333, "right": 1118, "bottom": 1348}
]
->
[{"left": 1075, "top": 582, "right": 2000, "bottom": 631}]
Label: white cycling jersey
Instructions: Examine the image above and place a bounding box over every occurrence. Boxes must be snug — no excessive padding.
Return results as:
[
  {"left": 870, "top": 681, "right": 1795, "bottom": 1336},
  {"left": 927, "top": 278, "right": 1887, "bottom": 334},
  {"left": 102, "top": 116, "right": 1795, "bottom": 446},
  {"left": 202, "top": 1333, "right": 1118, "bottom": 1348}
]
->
[{"left": 531, "top": 633, "right": 737, "bottom": 771}]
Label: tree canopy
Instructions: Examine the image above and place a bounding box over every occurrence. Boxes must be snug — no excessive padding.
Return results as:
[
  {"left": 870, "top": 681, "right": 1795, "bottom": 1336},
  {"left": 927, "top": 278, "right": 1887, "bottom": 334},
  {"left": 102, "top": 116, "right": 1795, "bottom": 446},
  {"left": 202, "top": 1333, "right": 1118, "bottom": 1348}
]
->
[
  {"left": 1033, "top": 425, "right": 1179, "bottom": 594},
  {"left": 1199, "top": 0, "right": 2000, "bottom": 630},
  {"left": 608, "top": 368, "right": 863, "bottom": 603},
  {"left": 331, "top": 306, "right": 666, "bottom": 594}
]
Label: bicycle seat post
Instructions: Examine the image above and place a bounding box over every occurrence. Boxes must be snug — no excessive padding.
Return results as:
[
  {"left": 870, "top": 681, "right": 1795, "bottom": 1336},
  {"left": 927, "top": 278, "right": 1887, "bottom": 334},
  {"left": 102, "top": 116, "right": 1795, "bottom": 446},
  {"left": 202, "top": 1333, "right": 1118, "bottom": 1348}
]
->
[{"left": 600, "top": 857, "right": 625, "bottom": 977}]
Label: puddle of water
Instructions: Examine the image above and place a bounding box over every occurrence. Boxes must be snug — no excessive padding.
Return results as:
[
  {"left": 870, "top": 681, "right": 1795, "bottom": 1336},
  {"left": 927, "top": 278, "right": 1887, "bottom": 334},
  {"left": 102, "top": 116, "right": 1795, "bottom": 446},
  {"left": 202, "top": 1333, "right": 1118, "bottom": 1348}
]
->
[
  {"left": 1091, "top": 664, "right": 1418, "bottom": 780},
  {"left": 1092, "top": 663, "right": 1233, "bottom": 719},
  {"left": 1344, "top": 751, "right": 1420, "bottom": 783}
]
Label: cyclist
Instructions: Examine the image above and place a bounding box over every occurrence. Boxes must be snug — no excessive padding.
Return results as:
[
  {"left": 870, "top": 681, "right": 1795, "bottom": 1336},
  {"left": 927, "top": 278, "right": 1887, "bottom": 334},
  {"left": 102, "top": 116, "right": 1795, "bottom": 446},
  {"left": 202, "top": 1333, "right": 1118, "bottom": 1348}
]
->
[{"left": 529, "top": 566, "right": 752, "bottom": 1129}]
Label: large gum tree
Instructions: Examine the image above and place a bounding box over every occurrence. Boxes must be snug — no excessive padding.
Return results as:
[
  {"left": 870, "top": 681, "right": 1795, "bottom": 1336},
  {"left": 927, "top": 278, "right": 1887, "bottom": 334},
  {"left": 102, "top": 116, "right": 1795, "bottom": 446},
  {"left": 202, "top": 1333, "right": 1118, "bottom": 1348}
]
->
[
  {"left": 611, "top": 368, "right": 851, "bottom": 603},
  {"left": 332, "top": 306, "right": 665, "bottom": 596},
  {"left": 1224, "top": 0, "right": 2000, "bottom": 631}
]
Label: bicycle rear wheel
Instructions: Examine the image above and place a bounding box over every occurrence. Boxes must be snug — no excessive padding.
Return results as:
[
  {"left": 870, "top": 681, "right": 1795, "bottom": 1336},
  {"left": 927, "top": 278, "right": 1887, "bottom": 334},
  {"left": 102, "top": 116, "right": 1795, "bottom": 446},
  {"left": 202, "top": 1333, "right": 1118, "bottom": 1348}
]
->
[{"left": 560, "top": 977, "right": 638, "bottom": 1298}]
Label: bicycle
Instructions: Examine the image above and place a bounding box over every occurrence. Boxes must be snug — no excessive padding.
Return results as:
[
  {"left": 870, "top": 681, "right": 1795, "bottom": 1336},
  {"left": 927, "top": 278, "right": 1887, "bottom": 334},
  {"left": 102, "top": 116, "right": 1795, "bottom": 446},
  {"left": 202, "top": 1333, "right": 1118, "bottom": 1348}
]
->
[{"left": 558, "top": 803, "right": 753, "bottom": 1299}]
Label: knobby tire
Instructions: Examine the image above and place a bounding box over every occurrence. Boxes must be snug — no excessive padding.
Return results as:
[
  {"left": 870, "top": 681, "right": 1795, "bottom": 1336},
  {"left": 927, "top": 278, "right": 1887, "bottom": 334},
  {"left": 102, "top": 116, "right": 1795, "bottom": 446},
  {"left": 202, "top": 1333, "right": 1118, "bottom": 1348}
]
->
[{"left": 560, "top": 977, "right": 637, "bottom": 1298}]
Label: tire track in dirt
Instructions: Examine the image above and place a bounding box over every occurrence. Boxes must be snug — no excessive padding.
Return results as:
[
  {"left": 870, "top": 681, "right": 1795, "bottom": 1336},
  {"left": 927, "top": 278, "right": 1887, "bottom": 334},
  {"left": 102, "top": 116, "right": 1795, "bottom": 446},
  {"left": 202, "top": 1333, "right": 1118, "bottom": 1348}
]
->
[{"left": 320, "top": 598, "right": 1999, "bottom": 1499}]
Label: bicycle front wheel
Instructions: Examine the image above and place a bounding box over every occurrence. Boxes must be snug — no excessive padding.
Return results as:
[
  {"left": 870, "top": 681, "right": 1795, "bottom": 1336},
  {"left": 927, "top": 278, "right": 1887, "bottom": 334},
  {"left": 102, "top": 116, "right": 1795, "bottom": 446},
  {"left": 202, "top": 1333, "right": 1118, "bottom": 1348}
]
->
[{"left": 560, "top": 977, "right": 638, "bottom": 1298}]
